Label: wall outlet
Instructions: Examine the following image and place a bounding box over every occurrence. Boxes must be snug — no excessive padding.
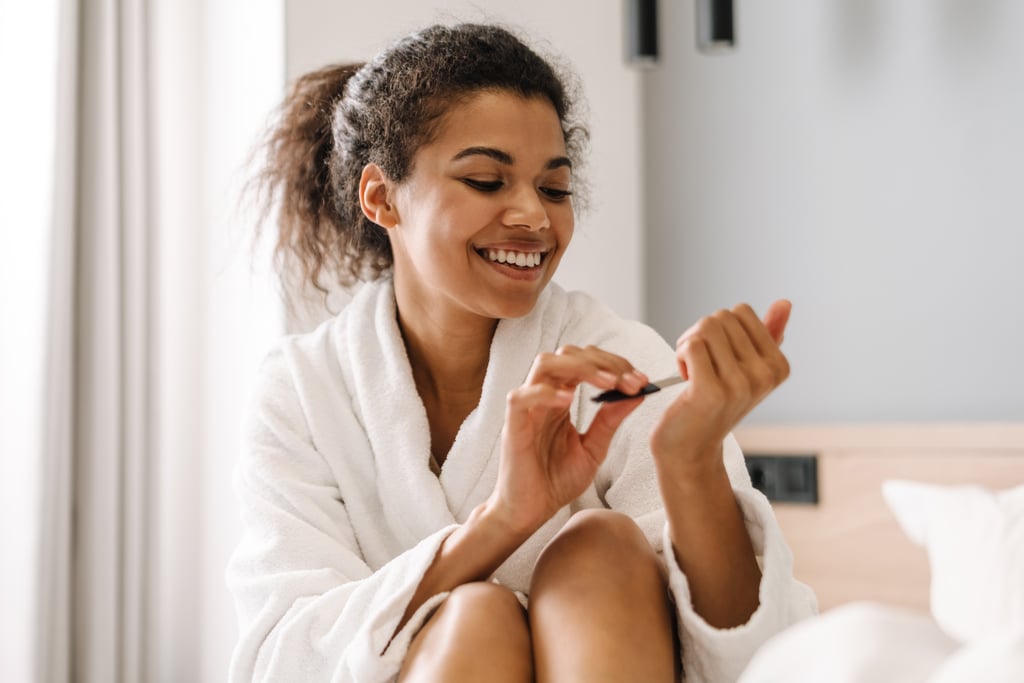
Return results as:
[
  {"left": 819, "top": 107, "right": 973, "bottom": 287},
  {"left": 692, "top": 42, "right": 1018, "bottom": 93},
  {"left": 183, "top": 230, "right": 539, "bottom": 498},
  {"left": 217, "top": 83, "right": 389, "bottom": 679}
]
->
[{"left": 744, "top": 454, "right": 818, "bottom": 504}]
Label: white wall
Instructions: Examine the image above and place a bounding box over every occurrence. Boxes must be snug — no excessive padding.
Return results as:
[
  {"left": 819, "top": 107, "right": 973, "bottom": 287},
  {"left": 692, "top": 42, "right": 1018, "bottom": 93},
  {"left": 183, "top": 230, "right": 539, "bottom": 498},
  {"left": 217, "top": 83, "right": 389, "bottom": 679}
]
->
[
  {"left": 644, "top": 0, "right": 1024, "bottom": 423},
  {"left": 285, "top": 0, "right": 645, "bottom": 324}
]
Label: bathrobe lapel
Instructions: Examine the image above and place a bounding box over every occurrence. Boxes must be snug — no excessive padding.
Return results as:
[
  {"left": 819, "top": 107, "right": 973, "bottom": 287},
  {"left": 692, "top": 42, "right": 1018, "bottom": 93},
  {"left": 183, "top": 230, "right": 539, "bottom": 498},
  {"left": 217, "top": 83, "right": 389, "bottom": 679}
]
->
[
  {"left": 346, "top": 282, "right": 455, "bottom": 547},
  {"left": 345, "top": 280, "right": 566, "bottom": 544},
  {"left": 439, "top": 286, "right": 558, "bottom": 520}
]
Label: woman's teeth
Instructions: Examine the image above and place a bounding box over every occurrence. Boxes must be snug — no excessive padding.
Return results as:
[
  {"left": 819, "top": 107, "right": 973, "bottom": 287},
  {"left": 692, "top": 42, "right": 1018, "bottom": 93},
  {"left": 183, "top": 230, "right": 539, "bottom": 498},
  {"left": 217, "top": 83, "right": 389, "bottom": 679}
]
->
[{"left": 484, "top": 249, "right": 543, "bottom": 268}]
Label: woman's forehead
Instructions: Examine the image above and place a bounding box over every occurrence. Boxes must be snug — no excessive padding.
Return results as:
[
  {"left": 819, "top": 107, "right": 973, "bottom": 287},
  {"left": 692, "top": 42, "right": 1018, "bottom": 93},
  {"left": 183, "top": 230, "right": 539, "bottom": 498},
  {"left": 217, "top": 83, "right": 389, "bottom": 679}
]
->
[{"left": 428, "top": 91, "right": 568, "bottom": 160}]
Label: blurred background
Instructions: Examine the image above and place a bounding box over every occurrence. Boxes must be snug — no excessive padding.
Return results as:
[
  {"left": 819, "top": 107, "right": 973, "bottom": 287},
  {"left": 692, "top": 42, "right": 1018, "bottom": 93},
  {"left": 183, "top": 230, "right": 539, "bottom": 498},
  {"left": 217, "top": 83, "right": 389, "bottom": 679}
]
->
[{"left": 2, "top": 1, "right": 1021, "bottom": 681}]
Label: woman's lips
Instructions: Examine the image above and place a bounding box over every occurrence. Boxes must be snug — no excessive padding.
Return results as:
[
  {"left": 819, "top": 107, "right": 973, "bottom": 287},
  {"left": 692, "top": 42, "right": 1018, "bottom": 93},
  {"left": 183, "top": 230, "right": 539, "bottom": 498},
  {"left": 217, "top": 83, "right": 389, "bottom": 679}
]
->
[{"left": 475, "top": 247, "right": 548, "bottom": 280}]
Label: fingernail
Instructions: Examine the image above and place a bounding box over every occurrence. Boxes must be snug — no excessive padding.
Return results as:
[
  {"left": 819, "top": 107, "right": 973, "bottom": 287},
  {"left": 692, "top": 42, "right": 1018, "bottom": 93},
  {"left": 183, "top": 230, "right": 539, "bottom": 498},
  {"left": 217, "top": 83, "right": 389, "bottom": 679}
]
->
[
  {"left": 556, "top": 389, "right": 575, "bottom": 402},
  {"left": 596, "top": 370, "right": 618, "bottom": 385}
]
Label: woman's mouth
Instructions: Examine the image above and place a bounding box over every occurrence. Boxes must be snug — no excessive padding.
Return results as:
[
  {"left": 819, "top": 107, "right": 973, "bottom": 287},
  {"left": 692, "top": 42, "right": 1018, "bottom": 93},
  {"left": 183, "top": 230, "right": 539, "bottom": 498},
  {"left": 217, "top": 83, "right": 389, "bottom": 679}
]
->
[{"left": 477, "top": 248, "right": 547, "bottom": 269}]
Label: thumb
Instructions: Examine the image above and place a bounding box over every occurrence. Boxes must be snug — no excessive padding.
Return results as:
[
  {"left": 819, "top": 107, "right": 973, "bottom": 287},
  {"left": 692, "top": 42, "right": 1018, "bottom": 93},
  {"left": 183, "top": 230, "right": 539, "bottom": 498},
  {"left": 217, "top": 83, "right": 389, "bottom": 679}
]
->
[
  {"left": 763, "top": 299, "right": 792, "bottom": 345},
  {"left": 581, "top": 397, "right": 643, "bottom": 457}
]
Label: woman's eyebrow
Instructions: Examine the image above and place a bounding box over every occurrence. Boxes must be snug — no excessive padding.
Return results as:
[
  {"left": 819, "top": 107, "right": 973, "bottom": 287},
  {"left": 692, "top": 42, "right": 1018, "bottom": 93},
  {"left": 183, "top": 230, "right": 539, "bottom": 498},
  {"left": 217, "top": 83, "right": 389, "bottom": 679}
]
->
[
  {"left": 452, "top": 146, "right": 573, "bottom": 170},
  {"left": 452, "top": 146, "right": 513, "bottom": 164}
]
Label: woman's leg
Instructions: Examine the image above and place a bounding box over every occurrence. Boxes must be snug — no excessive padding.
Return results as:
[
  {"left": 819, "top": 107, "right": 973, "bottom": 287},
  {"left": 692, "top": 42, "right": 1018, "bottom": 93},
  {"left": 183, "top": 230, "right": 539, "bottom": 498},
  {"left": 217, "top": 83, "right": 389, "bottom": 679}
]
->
[
  {"left": 529, "top": 509, "right": 678, "bottom": 683},
  {"left": 398, "top": 581, "right": 533, "bottom": 683}
]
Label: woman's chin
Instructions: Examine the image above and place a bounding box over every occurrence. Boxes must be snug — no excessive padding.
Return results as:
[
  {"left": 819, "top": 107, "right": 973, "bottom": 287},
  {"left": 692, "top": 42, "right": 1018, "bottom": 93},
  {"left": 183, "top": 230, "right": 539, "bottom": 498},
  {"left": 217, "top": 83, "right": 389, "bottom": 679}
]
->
[{"left": 486, "top": 293, "right": 544, "bottom": 320}]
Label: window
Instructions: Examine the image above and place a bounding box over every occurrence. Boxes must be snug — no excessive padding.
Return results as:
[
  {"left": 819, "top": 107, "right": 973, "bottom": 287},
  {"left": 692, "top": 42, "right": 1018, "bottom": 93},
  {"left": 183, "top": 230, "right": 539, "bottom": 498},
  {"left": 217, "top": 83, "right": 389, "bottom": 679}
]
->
[{"left": 0, "top": 1, "right": 58, "bottom": 680}]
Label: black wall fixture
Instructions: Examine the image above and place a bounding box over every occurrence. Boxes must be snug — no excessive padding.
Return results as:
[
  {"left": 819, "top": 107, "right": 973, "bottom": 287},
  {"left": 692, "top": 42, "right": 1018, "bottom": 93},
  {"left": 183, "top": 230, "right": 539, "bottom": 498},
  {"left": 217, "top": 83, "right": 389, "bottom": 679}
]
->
[
  {"left": 697, "top": 0, "right": 736, "bottom": 53},
  {"left": 627, "top": 0, "right": 658, "bottom": 66}
]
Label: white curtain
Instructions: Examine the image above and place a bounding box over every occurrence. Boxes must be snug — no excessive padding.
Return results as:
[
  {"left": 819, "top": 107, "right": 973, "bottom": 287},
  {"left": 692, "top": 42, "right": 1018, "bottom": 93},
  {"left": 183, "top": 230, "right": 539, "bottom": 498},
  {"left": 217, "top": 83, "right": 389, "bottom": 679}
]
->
[
  {"left": 30, "top": 0, "right": 284, "bottom": 681},
  {"left": 37, "top": 0, "right": 155, "bottom": 680}
]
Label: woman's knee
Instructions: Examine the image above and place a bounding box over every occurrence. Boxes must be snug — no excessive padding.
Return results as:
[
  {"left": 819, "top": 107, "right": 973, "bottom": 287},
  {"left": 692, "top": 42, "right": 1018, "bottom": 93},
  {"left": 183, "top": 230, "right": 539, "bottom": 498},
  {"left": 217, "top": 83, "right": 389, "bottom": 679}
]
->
[
  {"left": 435, "top": 582, "right": 530, "bottom": 643},
  {"left": 528, "top": 511, "right": 678, "bottom": 679},
  {"left": 533, "top": 509, "right": 663, "bottom": 585},
  {"left": 401, "top": 582, "right": 532, "bottom": 682},
  {"left": 446, "top": 582, "right": 524, "bottom": 621},
  {"left": 564, "top": 508, "right": 647, "bottom": 540}
]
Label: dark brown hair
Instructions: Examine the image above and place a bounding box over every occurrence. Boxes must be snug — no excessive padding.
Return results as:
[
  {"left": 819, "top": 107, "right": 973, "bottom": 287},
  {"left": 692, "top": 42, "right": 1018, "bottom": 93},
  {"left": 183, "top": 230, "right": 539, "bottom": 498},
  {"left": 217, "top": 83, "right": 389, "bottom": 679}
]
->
[{"left": 252, "top": 23, "right": 587, "bottom": 299}]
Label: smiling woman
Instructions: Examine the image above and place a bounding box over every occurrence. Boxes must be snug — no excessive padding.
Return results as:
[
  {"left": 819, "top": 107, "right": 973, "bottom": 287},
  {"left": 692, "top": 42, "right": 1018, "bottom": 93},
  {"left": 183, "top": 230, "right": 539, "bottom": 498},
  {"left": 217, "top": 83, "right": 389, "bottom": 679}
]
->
[{"left": 229, "top": 22, "right": 816, "bottom": 683}]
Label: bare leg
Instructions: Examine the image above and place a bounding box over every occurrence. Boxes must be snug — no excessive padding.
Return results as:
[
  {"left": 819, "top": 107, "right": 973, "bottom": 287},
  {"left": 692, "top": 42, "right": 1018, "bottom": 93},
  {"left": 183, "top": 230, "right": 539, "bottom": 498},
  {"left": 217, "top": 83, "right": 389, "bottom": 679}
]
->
[
  {"left": 398, "top": 582, "right": 533, "bottom": 683},
  {"left": 529, "top": 509, "right": 678, "bottom": 682}
]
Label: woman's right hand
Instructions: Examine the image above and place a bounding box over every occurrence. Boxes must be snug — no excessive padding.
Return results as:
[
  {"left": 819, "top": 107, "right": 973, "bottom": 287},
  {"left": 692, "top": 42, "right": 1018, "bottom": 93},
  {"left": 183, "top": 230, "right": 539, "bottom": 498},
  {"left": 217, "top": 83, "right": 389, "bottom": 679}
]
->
[{"left": 488, "top": 346, "right": 648, "bottom": 536}]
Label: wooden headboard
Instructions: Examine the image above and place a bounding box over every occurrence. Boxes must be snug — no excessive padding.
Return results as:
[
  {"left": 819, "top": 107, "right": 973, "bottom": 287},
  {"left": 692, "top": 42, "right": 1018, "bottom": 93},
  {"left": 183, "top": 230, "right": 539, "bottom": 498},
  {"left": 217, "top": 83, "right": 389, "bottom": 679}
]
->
[{"left": 734, "top": 423, "right": 1024, "bottom": 612}]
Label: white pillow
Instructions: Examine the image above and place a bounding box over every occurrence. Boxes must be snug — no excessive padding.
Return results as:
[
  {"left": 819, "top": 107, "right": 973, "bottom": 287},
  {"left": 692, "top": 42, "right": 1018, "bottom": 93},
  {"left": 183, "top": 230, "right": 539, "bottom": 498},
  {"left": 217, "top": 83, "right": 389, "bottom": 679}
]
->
[
  {"left": 881, "top": 480, "right": 1024, "bottom": 643},
  {"left": 927, "top": 634, "right": 1024, "bottom": 683},
  {"left": 738, "top": 603, "right": 957, "bottom": 683}
]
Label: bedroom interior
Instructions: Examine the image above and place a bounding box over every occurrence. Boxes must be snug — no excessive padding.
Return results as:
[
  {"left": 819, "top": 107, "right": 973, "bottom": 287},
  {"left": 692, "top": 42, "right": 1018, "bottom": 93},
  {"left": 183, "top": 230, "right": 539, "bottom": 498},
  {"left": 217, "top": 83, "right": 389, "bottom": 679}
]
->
[
  {"left": 289, "top": 0, "right": 1024, "bottom": 618},
  {"left": 284, "top": 2, "right": 1024, "bottom": 680},
  {"left": 284, "top": 5, "right": 1024, "bottom": 678},
  {"left": 4, "top": 0, "right": 1020, "bottom": 681}
]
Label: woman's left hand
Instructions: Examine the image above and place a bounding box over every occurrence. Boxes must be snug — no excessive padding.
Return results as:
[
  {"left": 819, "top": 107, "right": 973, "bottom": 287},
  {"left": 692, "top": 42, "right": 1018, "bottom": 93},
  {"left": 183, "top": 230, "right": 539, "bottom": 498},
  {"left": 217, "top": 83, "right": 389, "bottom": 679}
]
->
[{"left": 650, "top": 300, "right": 792, "bottom": 474}]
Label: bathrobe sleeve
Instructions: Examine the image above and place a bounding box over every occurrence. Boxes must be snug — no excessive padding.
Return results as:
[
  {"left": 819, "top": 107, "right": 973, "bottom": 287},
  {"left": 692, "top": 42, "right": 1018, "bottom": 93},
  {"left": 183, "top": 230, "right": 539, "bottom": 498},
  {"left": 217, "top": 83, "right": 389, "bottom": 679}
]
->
[
  {"left": 659, "top": 438, "right": 819, "bottom": 683},
  {"left": 573, "top": 302, "right": 818, "bottom": 683},
  {"left": 226, "top": 349, "right": 455, "bottom": 683}
]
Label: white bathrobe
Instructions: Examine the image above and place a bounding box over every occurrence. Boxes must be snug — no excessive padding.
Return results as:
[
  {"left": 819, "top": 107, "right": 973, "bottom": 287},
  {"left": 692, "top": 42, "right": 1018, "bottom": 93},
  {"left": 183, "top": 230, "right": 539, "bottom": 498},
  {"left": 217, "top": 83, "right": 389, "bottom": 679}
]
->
[{"left": 227, "top": 279, "right": 817, "bottom": 683}]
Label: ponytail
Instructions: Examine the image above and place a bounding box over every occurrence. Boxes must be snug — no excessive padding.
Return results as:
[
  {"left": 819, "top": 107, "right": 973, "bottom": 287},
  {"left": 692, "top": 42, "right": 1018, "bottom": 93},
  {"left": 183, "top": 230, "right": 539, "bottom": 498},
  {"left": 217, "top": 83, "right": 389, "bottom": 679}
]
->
[{"left": 253, "top": 62, "right": 389, "bottom": 300}]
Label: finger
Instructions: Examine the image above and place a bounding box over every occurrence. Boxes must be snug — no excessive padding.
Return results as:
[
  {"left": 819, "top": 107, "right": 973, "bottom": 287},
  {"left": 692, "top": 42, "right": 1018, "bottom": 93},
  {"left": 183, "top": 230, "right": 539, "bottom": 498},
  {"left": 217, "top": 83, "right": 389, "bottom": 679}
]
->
[
  {"left": 732, "top": 301, "right": 787, "bottom": 355},
  {"left": 563, "top": 345, "right": 649, "bottom": 390},
  {"left": 676, "top": 358, "right": 689, "bottom": 381},
  {"left": 762, "top": 300, "right": 792, "bottom": 345},
  {"left": 533, "top": 346, "right": 647, "bottom": 394},
  {"left": 675, "top": 323, "right": 704, "bottom": 380},
  {"left": 677, "top": 315, "right": 734, "bottom": 374},
  {"left": 677, "top": 335, "right": 717, "bottom": 387},
  {"left": 733, "top": 303, "right": 792, "bottom": 389},
  {"left": 505, "top": 384, "right": 575, "bottom": 419},
  {"left": 527, "top": 351, "right": 610, "bottom": 390},
  {"left": 685, "top": 316, "right": 740, "bottom": 380},
  {"left": 558, "top": 344, "right": 636, "bottom": 375},
  {"left": 580, "top": 396, "right": 643, "bottom": 456},
  {"left": 714, "top": 308, "right": 761, "bottom": 364}
]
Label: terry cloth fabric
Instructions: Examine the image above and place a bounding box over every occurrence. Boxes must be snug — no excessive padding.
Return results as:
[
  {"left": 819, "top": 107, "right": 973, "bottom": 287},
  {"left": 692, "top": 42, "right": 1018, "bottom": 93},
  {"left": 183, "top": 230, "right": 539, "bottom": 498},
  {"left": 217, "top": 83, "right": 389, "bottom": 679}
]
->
[{"left": 226, "top": 278, "right": 817, "bottom": 683}]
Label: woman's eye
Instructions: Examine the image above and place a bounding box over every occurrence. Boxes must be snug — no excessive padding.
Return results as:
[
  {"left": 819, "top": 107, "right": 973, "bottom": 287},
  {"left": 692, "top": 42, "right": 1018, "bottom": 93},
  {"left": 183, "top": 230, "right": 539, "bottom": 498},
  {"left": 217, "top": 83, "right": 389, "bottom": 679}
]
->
[
  {"left": 540, "top": 187, "right": 573, "bottom": 201},
  {"left": 462, "top": 179, "right": 503, "bottom": 192}
]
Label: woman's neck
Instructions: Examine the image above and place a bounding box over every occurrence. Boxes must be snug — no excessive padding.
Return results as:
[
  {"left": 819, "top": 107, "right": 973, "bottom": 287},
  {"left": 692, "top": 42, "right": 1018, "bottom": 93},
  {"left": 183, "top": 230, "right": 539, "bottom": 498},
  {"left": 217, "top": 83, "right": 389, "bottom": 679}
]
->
[
  {"left": 396, "top": 300, "right": 497, "bottom": 405},
  {"left": 396, "top": 300, "right": 497, "bottom": 463}
]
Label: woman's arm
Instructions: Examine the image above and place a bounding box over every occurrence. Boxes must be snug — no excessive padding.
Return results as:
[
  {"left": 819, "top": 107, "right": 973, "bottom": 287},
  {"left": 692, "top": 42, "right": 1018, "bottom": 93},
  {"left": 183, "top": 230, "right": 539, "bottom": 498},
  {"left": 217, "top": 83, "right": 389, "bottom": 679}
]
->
[
  {"left": 228, "top": 354, "right": 461, "bottom": 683},
  {"left": 566, "top": 295, "right": 816, "bottom": 680},
  {"left": 655, "top": 447, "right": 762, "bottom": 627},
  {"left": 393, "top": 498, "right": 531, "bottom": 636},
  {"left": 650, "top": 301, "right": 792, "bottom": 628},
  {"left": 398, "top": 346, "right": 652, "bottom": 635}
]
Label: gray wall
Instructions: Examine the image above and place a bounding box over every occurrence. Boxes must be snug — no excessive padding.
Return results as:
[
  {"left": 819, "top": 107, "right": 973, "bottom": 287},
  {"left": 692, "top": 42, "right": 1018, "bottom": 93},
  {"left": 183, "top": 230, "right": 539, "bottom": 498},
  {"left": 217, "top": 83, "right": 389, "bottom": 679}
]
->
[{"left": 644, "top": 0, "right": 1024, "bottom": 423}]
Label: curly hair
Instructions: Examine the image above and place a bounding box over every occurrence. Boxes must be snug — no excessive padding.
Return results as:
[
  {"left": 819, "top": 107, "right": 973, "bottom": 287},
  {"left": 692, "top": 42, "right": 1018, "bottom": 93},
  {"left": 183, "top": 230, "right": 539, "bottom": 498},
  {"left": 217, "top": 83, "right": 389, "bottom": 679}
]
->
[{"left": 252, "top": 23, "right": 588, "bottom": 299}]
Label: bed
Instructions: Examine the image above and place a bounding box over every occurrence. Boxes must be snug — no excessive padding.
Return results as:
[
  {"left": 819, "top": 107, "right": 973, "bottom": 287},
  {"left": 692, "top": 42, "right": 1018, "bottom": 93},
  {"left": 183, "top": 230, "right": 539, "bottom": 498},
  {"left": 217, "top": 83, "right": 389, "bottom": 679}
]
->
[{"left": 734, "top": 423, "right": 1024, "bottom": 682}]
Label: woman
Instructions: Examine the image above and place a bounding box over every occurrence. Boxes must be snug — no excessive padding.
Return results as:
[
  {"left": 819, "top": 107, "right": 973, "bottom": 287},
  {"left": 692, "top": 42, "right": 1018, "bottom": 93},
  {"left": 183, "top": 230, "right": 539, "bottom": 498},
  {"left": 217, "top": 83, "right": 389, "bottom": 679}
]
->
[{"left": 228, "top": 23, "right": 816, "bottom": 683}]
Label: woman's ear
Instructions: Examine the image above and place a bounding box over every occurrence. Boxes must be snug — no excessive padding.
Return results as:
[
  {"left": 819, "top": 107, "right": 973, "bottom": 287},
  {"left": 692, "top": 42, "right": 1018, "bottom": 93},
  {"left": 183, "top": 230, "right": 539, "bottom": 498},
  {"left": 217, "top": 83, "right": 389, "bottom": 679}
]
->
[{"left": 359, "top": 163, "right": 399, "bottom": 228}]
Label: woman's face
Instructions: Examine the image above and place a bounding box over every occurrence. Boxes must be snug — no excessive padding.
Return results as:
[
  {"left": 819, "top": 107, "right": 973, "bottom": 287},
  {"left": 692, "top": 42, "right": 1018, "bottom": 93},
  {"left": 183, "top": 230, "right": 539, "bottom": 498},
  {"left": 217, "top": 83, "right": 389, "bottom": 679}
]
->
[{"left": 386, "top": 90, "right": 575, "bottom": 326}]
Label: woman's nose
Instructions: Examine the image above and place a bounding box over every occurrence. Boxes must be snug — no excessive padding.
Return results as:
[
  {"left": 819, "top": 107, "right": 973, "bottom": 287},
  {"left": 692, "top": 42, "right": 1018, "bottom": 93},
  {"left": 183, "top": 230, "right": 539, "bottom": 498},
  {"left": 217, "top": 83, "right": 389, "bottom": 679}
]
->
[{"left": 502, "top": 185, "right": 551, "bottom": 231}]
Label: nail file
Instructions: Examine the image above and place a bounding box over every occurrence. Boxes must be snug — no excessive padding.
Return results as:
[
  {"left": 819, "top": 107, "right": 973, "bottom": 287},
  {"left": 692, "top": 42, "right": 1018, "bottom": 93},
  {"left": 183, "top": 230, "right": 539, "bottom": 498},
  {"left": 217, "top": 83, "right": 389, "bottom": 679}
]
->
[{"left": 591, "top": 375, "right": 686, "bottom": 403}]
